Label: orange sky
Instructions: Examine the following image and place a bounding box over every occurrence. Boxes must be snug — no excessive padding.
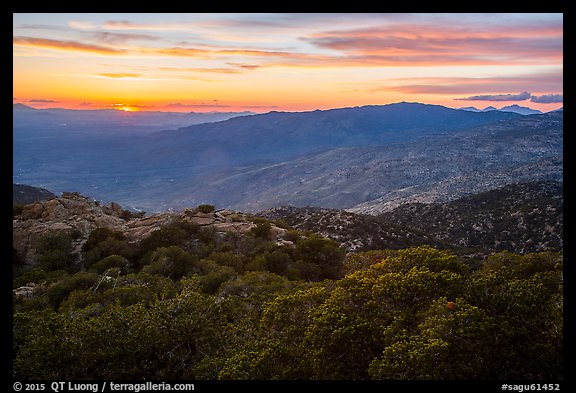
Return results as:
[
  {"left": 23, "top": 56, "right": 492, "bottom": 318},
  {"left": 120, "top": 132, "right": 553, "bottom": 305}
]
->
[{"left": 13, "top": 13, "right": 563, "bottom": 113}]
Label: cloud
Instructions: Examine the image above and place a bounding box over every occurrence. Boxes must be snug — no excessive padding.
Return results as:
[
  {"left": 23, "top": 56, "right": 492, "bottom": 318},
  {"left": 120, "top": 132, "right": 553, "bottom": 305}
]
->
[
  {"left": 16, "top": 24, "right": 68, "bottom": 31},
  {"left": 28, "top": 98, "right": 58, "bottom": 103},
  {"left": 530, "top": 93, "right": 563, "bottom": 103},
  {"left": 376, "top": 72, "right": 563, "bottom": 96},
  {"left": 95, "top": 73, "right": 143, "bottom": 79},
  {"left": 13, "top": 36, "right": 125, "bottom": 55},
  {"left": 159, "top": 66, "right": 241, "bottom": 74},
  {"left": 227, "top": 62, "right": 262, "bottom": 70},
  {"left": 163, "top": 102, "right": 232, "bottom": 109},
  {"left": 13, "top": 15, "right": 562, "bottom": 70},
  {"left": 103, "top": 20, "right": 199, "bottom": 32},
  {"left": 454, "top": 92, "right": 532, "bottom": 102},
  {"left": 90, "top": 31, "right": 160, "bottom": 44},
  {"left": 146, "top": 47, "right": 213, "bottom": 58},
  {"left": 303, "top": 21, "right": 562, "bottom": 66},
  {"left": 69, "top": 21, "right": 98, "bottom": 30}
]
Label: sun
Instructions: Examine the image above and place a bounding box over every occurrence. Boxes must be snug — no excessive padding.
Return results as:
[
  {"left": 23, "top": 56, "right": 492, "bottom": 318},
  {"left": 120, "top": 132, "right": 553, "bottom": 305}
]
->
[{"left": 111, "top": 104, "right": 139, "bottom": 112}]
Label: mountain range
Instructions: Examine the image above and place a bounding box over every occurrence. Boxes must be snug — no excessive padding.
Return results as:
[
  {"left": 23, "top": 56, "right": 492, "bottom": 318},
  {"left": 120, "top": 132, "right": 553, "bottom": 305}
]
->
[
  {"left": 13, "top": 102, "right": 562, "bottom": 214},
  {"left": 458, "top": 104, "right": 543, "bottom": 115}
]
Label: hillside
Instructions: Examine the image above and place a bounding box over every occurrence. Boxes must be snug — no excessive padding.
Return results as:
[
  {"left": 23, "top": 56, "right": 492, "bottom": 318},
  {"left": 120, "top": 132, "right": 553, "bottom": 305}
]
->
[
  {"left": 258, "top": 206, "right": 446, "bottom": 252},
  {"left": 378, "top": 180, "right": 563, "bottom": 254},
  {"left": 13, "top": 184, "right": 56, "bottom": 205},
  {"left": 259, "top": 181, "right": 563, "bottom": 255},
  {"left": 184, "top": 111, "right": 561, "bottom": 212},
  {"left": 348, "top": 111, "right": 562, "bottom": 214}
]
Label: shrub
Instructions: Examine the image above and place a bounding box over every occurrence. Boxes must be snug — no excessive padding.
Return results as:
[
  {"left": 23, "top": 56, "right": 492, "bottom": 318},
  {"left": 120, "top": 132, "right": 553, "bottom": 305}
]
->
[
  {"left": 45, "top": 272, "right": 100, "bottom": 310},
  {"left": 35, "top": 232, "right": 77, "bottom": 272},
  {"left": 83, "top": 228, "right": 126, "bottom": 253},
  {"left": 89, "top": 255, "right": 131, "bottom": 275},
  {"left": 142, "top": 246, "right": 201, "bottom": 280},
  {"left": 13, "top": 204, "right": 25, "bottom": 217},
  {"left": 251, "top": 221, "right": 272, "bottom": 240},
  {"left": 197, "top": 204, "right": 215, "bottom": 213}
]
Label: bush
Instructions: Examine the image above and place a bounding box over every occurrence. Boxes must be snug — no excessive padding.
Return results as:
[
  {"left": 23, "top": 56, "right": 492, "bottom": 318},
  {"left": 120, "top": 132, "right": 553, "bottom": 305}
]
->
[
  {"left": 83, "top": 228, "right": 126, "bottom": 253},
  {"left": 294, "top": 235, "right": 345, "bottom": 280},
  {"left": 197, "top": 204, "right": 215, "bottom": 213},
  {"left": 45, "top": 272, "right": 100, "bottom": 310},
  {"left": 83, "top": 237, "right": 134, "bottom": 270},
  {"left": 13, "top": 204, "right": 25, "bottom": 217},
  {"left": 35, "top": 232, "right": 77, "bottom": 272},
  {"left": 251, "top": 221, "right": 272, "bottom": 240},
  {"left": 120, "top": 209, "right": 146, "bottom": 220},
  {"left": 142, "top": 246, "right": 201, "bottom": 280},
  {"left": 89, "top": 255, "right": 131, "bottom": 275},
  {"left": 137, "top": 219, "right": 201, "bottom": 259},
  {"left": 199, "top": 263, "right": 237, "bottom": 294},
  {"left": 208, "top": 251, "right": 245, "bottom": 273}
]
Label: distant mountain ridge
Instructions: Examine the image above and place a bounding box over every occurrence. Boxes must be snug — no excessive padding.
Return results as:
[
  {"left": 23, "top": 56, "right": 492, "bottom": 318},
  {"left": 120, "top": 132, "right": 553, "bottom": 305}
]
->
[
  {"left": 459, "top": 104, "right": 543, "bottom": 115},
  {"left": 13, "top": 103, "right": 255, "bottom": 135},
  {"left": 13, "top": 184, "right": 56, "bottom": 205}
]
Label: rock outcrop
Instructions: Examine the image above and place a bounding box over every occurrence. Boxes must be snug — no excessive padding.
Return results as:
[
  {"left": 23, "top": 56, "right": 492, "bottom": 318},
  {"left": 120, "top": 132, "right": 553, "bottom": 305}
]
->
[{"left": 13, "top": 192, "right": 286, "bottom": 268}]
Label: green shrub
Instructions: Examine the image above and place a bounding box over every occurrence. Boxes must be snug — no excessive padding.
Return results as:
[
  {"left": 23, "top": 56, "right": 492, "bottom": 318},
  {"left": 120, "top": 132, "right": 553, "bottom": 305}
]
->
[
  {"left": 13, "top": 204, "right": 25, "bottom": 217},
  {"left": 142, "top": 246, "right": 201, "bottom": 280},
  {"left": 45, "top": 272, "right": 100, "bottom": 310},
  {"left": 197, "top": 204, "right": 215, "bottom": 213},
  {"left": 35, "top": 232, "right": 77, "bottom": 272},
  {"left": 89, "top": 255, "right": 131, "bottom": 275}
]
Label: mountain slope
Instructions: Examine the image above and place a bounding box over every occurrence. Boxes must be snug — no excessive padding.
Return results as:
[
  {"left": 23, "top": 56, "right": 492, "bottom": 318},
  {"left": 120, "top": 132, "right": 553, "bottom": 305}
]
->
[
  {"left": 259, "top": 180, "right": 563, "bottom": 255},
  {"left": 13, "top": 184, "right": 56, "bottom": 205},
  {"left": 258, "top": 206, "right": 446, "bottom": 252},
  {"left": 167, "top": 111, "right": 562, "bottom": 212},
  {"left": 146, "top": 102, "right": 520, "bottom": 163},
  {"left": 348, "top": 111, "right": 562, "bottom": 214},
  {"left": 378, "top": 180, "right": 563, "bottom": 254}
]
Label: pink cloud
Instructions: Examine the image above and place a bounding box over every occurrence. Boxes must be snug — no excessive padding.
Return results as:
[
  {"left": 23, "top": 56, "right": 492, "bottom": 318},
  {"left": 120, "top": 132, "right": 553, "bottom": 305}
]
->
[
  {"left": 13, "top": 36, "right": 125, "bottom": 55},
  {"left": 303, "top": 22, "right": 562, "bottom": 66}
]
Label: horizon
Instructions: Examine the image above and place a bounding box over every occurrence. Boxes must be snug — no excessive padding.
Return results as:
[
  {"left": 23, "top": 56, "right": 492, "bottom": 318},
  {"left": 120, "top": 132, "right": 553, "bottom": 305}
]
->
[
  {"left": 13, "top": 13, "right": 563, "bottom": 113},
  {"left": 12, "top": 100, "right": 561, "bottom": 115}
]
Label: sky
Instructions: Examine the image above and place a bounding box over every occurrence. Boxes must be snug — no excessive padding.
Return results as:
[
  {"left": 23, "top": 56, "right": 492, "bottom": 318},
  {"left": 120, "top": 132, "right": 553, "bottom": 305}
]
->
[{"left": 13, "top": 13, "right": 563, "bottom": 113}]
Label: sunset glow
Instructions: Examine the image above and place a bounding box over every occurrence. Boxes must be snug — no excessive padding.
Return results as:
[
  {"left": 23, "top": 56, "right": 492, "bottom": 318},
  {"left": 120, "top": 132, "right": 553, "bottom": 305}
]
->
[{"left": 13, "top": 13, "right": 563, "bottom": 113}]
